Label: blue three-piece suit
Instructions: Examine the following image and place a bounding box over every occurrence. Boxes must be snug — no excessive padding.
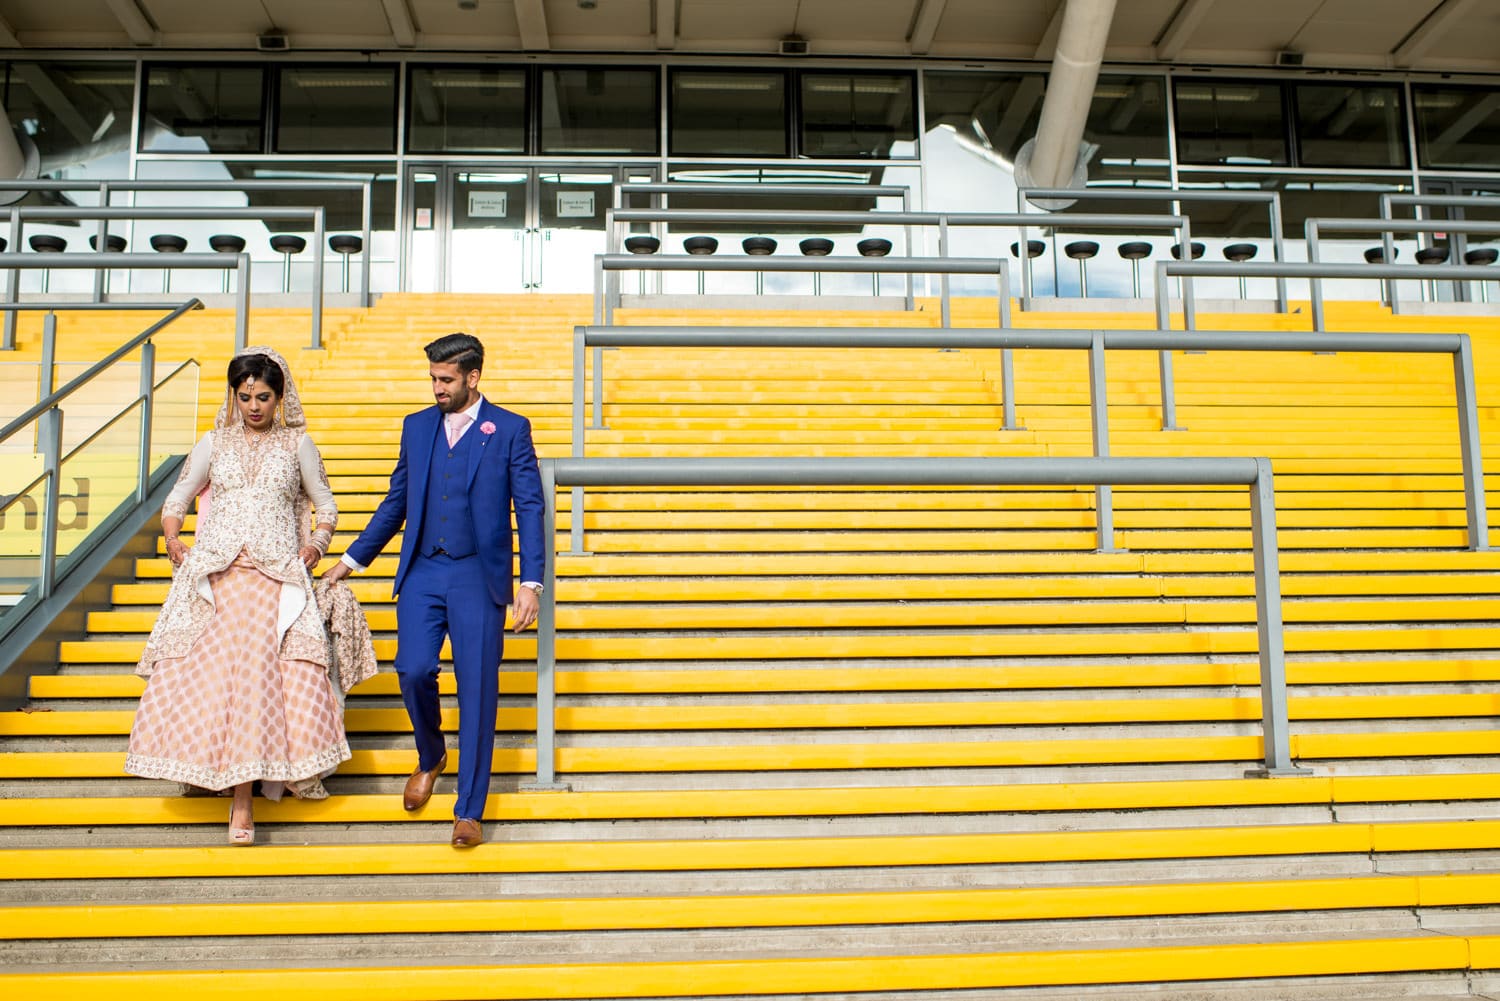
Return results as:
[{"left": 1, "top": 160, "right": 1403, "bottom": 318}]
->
[{"left": 345, "top": 398, "right": 546, "bottom": 821}]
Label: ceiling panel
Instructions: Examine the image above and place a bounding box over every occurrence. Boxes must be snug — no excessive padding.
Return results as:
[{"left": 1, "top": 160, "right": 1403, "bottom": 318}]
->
[
  {"left": 138, "top": 0, "right": 270, "bottom": 35},
  {"left": 792, "top": 0, "right": 919, "bottom": 43},
  {"left": 678, "top": 0, "right": 800, "bottom": 42}
]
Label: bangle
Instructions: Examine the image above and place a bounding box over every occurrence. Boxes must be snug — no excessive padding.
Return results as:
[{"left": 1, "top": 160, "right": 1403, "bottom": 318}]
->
[{"left": 165, "top": 535, "right": 179, "bottom": 542}]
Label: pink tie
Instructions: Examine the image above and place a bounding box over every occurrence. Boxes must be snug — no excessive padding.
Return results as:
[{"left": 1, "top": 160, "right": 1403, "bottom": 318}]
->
[{"left": 445, "top": 413, "right": 470, "bottom": 447}]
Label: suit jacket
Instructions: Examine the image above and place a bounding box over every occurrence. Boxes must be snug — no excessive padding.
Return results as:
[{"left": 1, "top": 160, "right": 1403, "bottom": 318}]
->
[{"left": 346, "top": 398, "right": 545, "bottom": 607}]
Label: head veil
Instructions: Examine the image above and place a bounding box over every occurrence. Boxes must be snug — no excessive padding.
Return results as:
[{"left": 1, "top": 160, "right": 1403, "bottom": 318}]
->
[
  {"left": 201, "top": 345, "right": 318, "bottom": 547},
  {"left": 215, "top": 344, "right": 306, "bottom": 430}
]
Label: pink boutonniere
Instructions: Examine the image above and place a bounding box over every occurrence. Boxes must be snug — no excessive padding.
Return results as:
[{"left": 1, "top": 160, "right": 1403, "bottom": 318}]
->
[{"left": 480, "top": 421, "right": 496, "bottom": 435}]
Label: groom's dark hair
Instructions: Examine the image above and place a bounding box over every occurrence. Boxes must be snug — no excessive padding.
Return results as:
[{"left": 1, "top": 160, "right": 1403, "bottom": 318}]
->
[{"left": 425, "top": 332, "right": 484, "bottom": 374}]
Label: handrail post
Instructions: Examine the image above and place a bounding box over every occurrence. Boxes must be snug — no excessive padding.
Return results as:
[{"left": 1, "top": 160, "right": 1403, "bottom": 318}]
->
[
  {"left": 526, "top": 460, "right": 567, "bottom": 790},
  {"left": 39, "top": 311, "right": 56, "bottom": 396},
  {"left": 1269, "top": 194, "right": 1289, "bottom": 314},
  {"left": 938, "top": 217, "right": 951, "bottom": 328},
  {"left": 3, "top": 205, "right": 19, "bottom": 350},
  {"left": 571, "top": 327, "right": 589, "bottom": 557},
  {"left": 310, "top": 207, "right": 325, "bottom": 349},
  {"left": 1453, "top": 334, "right": 1489, "bottom": 551},
  {"left": 999, "top": 260, "right": 1017, "bottom": 431},
  {"left": 93, "top": 182, "right": 111, "bottom": 303},
  {"left": 360, "top": 180, "right": 373, "bottom": 308},
  {"left": 1154, "top": 263, "right": 1180, "bottom": 431},
  {"left": 137, "top": 339, "right": 155, "bottom": 504},
  {"left": 234, "top": 254, "right": 250, "bottom": 352},
  {"left": 1246, "top": 457, "right": 1304, "bottom": 776},
  {"left": 1090, "top": 331, "right": 1115, "bottom": 553},
  {"left": 37, "top": 406, "right": 62, "bottom": 601}
]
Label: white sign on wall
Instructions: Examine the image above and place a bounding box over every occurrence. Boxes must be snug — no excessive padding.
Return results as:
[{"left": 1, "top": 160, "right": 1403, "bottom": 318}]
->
[
  {"left": 468, "top": 191, "right": 508, "bottom": 217},
  {"left": 556, "top": 191, "right": 595, "bottom": 218}
]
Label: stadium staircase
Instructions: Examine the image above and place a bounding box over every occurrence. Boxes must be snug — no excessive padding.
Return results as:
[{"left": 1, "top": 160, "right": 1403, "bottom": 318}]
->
[{"left": 5, "top": 292, "right": 1500, "bottom": 998}]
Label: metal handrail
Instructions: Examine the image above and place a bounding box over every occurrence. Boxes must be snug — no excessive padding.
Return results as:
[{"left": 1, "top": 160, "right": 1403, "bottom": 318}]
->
[
  {"left": 1017, "top": 187, "right": 1289, "bottom": 312},
  {"left": 0, "top": 254, "right": 248, "bottom": 352},
  {"left": 3, "top": 205, "right": 323, "bottom": 350},
  {"left": 607, "top": 207, "right": 1190, "bottom": 320},
  {"left": 573, "top": 324, "right": 1488, "bottom": 553},
  {"left": 595, "top": 252, "right": 1010, "bottom": 328},
  {"left": 614, "top": 183, "right": 916, "bottom": 304},
  {"left": 1304, "top": 216, "right": 1500, "bottom": 317},
  {"left": 0, "top": 302, "right": 202, "bottom": 639},
  {"left": 536, "top": 455, "right": 1299, "bottom": 788},
  {"left": 0, "top": 177, "right": 372, "bottom": 307},
  {"left": 0, "top": 299, "right": 203, "bottom": 442}
]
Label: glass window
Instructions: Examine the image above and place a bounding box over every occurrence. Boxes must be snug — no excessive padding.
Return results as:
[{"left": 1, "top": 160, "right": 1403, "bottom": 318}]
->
[
  {"left": 142, "top": 64, "right": 264, "bottom": 153},
  {"left": 670, "top": 70, "right": 788, "bottom": 157},
  {"left": 922, "top": 70, "right": 1046, "bottom": 164},
  {"left": 1174, "top": 80, "right": 1289, "bottom": 166},
  {"left": 3, "top": 62, "right": 135, "bottom": 169},
  {"left": 1294, "top": 83, "right": 1406, "bottom": 168},
  {"left": 539, "top": 67, "right": 658, "bottom": 155},
  {"left": 799, "top": 71, "right": 916, "bottom": 158},
  {"left": 276, "top": 66, "right": 396, "bottom": 154},
  {"left": 407, "top": 65, "right": 526, "bottom": 154},
  {"left": 1414, "top": 85, "right": 1500, "bottom": 169},
  {"left": 1085, "top": 74, "right": 1171, "bottom": 185}
]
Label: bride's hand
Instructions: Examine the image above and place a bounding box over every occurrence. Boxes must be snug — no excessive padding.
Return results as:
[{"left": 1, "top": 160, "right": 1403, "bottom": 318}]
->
[
  {"left": 165, "top": 537, "right": 189, "bottom": 567},
  {"left": 299, "top": 544, "right": 321, "bottom": 570}
]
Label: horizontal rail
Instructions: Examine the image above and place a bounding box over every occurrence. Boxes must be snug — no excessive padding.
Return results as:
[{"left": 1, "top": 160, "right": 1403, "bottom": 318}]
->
[
  {"left": 0, "top": 255, "right": 248, "bottom": 351},
  {"left": 6, "top": 205, "right": 324, "bottom": 349},
  {"left": 610, "top": 209, "right": 1182, "bottom": 229},
  {"left": 1306, "top": 216, "right": 1500, "bottom": 316},
  {"left": 595, "top": 253, "right": 1010, "bottom": 330},
  {"left": 537, "top": 455, "right": 1296, "bottom": 787},
  {"left": 575, "top": 324, "right": 1486, "bottom": 553}
]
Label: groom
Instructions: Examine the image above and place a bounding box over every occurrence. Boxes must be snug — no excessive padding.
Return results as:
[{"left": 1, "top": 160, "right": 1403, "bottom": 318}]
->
[{"left": 325, "top": 332, "right": 545, "bottom": 848}]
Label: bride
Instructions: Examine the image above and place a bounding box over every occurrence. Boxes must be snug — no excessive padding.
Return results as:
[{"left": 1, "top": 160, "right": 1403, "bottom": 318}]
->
[{"left": 126, "top": 345, "right": 352, "bottom": 845}]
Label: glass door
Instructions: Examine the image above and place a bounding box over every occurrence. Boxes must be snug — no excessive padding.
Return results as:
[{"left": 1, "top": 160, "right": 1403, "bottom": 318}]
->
[
  {"left": 403, "top": 165, "right": 656, "bottom": 292},
  {"left": 1417, "top": 179, "right": 1500, "bottom": 303}
]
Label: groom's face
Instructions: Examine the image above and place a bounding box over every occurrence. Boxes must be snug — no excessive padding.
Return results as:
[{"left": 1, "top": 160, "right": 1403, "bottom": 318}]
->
[{"left": 431, "top": 361, "right": 481, "bottom": 413}]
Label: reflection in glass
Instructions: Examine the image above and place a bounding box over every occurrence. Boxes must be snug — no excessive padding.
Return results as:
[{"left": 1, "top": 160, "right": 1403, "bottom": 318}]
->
[
  {"left": 799, "top": 72, "right": 916, "bottom": 158},
  {"left": 1175, "top": 80, "right": 1289, "bottom": 166},
  {"left": 924, "top": 70, "right": 1046, "bottom": 164},
  {"left": 407, "top": 66, "right": 526, "bottom": 154},
  {"left": 142, "top": 65, "right": 265, "bottom": 153},
  {"left": 1415, "top": 85, "right": 1500, "bottom": 169},
  {"left": 130, "top": 160, "right": 399, "bottom": 294},
  {"left": 540, "top": 68, "right": 657, "bottom": 155},
  {"left": 0, "top": 469, "right": 46, "bottom": 626},
  {"left": 1295, "top": 84, "right": 1406, "bottom": 168},
  {"left": 450, "top": 171, "right": 527, "bottom": 294},
  {"left": 276, "top": 66, "right": 397, "bottom": 154},
  {"left": 1086, "top": 75, "right": 1171, "bottom": 185},
  {"left": 670, "top": 70, "right": 787, "bottom": 157},
  {"left": 3, "top": 62, "right": 134, "bottom": 169},
  {"left": 56, "top": 401, "right": 141, "bottom": 572}
]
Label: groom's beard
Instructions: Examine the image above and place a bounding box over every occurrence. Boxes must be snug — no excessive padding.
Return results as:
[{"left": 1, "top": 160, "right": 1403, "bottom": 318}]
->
[{"left": 437, "top": 383, "right": 472, "bottom": 413}]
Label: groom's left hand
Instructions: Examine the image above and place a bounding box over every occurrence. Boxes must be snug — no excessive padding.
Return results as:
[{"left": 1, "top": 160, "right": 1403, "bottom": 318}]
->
[{"left": 512, "top": 586, "right": 539, "bottom": 632}]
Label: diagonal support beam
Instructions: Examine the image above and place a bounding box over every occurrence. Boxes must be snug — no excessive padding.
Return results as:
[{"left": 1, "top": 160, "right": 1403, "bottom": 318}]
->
[
  {"left": 908, "top": 0, "right": 948, "bottom": 55},
  {"left": 1155, "top": 0, "right": 1216, "bottom": 62},
  {"left": 1034, "top": 1, "right": 1065, "bottom": 60},
  {"left": 0, "top": 12, "right": 19, "bottom": 48},
  {"left": 103, "top": 0, "right": 160, "bottom": 47},
  {"left": 1393, "top": 0, "right": 1481, "bottom": 67},
  {"left": 656, "top": 0, "right": 677, "bottom": 49},
  {"left": 514, "top": 0, "right": 550, "bottom": 51},
  {"left": 380, "top": 0, "right": 417, "bottom": 48}
]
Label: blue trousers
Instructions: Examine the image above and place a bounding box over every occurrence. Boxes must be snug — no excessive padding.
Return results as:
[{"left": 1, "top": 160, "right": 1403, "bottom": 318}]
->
[{"left": 392, "top": 552, "right": 504, "bottom": 822}]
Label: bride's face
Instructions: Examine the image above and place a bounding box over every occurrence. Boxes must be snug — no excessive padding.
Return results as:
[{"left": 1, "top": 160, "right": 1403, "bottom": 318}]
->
[{"left": 235, "top": 378, "right": 281, "bottom": 432}]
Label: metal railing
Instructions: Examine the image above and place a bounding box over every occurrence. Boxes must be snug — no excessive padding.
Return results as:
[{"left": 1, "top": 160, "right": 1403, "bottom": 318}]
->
[
  {"left": 596, "top": 249, "right": 1011, "bottom": 327},
  {"left": 0, "top": 299, "right": 202, "bottom": 644},
  {"left": 0, "top": 177, "right": 372, "bottom": 307},
  {"left": 1304, "top": 216, "right": 1500, "bottom": 318},
  {"left": 1017, "top": 187, "right": 1289, "bottom": 312},
  {"left": 572, "top": 324, "right": 1489, "bottom": 552},
  {"left": 0, "top": 254, "right": 249, "bottom": 352},
  {"left": 606, "top": 207, "right": 1190, "bottom": 318},
  {"left": 535, "top": 455, "right": 1300, "bottom": 788},
  {"left": 3, "top": 205, "right": 322, "bottom": 349}
]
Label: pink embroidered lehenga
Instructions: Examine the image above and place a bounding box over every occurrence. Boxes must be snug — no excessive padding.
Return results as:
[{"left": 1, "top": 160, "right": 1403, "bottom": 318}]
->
[{"left": 125, "top": 347, "right": 351, "bottom": 800}]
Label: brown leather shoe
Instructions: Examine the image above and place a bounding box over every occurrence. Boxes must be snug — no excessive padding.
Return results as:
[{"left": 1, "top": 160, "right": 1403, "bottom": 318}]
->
[
  {"left": 402, "top": 751, "right": 447, "bottom": 811},
  {"left": 451, "top": 817, "right": 482, "bottom": 848}
]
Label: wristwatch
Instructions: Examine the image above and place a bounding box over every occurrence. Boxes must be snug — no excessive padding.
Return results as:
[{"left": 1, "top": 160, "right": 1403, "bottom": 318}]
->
[{"left": 521, "top": 582, "right": 544, "bottom": 595}]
